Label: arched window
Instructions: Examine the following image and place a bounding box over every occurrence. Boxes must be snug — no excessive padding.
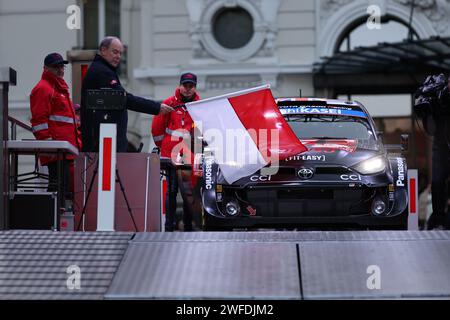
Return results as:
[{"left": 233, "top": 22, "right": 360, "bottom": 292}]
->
[
  {"left": 335, "top": 18, "right": 420, "bottom": 118},
  {"left": 337, "top": 18, "right": 418, "bottom": 52}
]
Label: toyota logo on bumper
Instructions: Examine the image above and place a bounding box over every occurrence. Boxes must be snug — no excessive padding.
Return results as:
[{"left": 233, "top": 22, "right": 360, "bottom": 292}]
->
[{"left": 298, "top": 168, "right": 314, "bottom": 180}]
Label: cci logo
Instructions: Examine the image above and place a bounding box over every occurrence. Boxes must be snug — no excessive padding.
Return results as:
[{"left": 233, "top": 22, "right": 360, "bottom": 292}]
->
[
  {"left": 250, "top": 175, "right": 272, "bottom": 182},
  {"left": 298, "top": 168, "right": 314, "bottom": 180},
  {"left": 340, "top": 174, "right": 361, "bottom": 181}
]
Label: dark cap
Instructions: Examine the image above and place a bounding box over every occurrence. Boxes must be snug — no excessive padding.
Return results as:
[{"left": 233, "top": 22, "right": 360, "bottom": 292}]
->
[
  {"left": 44, "top": 53, "right": 69, "bottom": 66},
  {"left": 180, "top": 72, "right": 197, "bottom": 85}
]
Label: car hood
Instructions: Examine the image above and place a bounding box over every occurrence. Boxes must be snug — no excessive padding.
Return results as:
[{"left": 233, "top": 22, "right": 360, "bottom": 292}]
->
[
  {"left": 215, "top": 139, "right": 384, "bottom": 185},
  {"left": 280, "top": 139, "right": 381, "bottom": 167}
]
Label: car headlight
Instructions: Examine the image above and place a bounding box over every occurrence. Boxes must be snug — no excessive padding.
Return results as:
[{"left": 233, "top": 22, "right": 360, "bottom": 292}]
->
[{"left": 352, "top": 156, "right": 387, "bottom": 175}]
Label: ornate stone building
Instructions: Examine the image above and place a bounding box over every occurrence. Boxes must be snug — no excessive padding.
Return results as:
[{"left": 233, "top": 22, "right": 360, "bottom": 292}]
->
[{"left": 1, "top": 0, "right": 449, "bottom": 153}]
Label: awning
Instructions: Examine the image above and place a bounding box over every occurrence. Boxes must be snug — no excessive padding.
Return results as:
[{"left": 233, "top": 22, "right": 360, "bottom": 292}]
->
[{"left": 313, "top": 37, "right": 450, "bottom": 95}]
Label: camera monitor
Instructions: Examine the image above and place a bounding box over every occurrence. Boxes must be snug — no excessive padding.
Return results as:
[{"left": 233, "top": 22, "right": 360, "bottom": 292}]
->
[
  {"left": 82, "top": 89, "right": 127, "bottom": 152},
  {"left": 86, "top": 89, "right": 126, "bottom": 111}
]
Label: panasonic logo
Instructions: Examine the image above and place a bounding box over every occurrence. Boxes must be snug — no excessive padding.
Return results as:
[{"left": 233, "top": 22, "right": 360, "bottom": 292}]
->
[
  {"left": 250, "top": 175, "right": 272, "bottom": 182},
  {"left": 396, "top": 158, "right": 405, "bottom": 187},
  {"left": 205, "top": 157, "right": 214, "bottom": 190}
]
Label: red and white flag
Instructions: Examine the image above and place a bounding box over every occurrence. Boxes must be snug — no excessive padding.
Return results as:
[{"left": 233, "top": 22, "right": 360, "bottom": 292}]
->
[{"left": 186, "top": 85, "right": 307, "bottom": 184}]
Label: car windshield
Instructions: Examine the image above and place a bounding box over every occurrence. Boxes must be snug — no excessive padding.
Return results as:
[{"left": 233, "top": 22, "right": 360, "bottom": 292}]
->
[{"left": 284, "top": 114, "right": 379, "bottom": 150}]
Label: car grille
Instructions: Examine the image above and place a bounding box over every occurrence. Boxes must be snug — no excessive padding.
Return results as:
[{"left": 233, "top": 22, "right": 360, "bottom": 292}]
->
[
  {"left": 277, "top": 189, "right": 334, "bottom": 200},
  {"left": 262, "top": 166, "right": 352, "bottom": 178},
  {"left": 237, "top": 186, "right": 375, "bottom": 217},
  {"left": 314, "top": 166, "right": 352, "bottom": 175}
]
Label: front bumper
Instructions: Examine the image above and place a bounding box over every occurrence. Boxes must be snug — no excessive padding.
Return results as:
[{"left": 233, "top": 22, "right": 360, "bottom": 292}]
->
[
  {"left": 203, "top": 183, "right": 408, "bottom": 229},
  {"left": 204, "top": 212, "right": 408, "bottom": 229},
  {"left": 201, "top": 157, "right": 409, "bottom": 229}
]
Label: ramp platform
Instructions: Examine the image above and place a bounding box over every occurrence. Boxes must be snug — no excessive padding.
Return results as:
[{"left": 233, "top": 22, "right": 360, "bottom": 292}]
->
[{"left": 1, "top": 230, "right": 449, "bottom": 299}]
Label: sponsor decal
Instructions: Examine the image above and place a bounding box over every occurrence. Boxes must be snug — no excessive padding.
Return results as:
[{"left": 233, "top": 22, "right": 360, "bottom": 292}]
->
[
  {"left": 216, "top": 193, "right": 223, "bottom": 202},
  {"left": 285, "top": 155, "right": 326, "bottom": 162},
  {"left": 204, "top": 156, "right": 214, "bottom": 190},
  {"left": 301, "top": 139, "right": 358, "bottom": 153},
  {"left": 216, "top": 185, "right": 223, "bottom": 192},
  {"left": 396, "top": 158, "right": 405, "bottom": 187},
  {"left": 250, "top": 175, "right": 272, "bottom": 182},
  {"left": 389, "top": 192, "right": 395, "bottom": 201},
  {"left": 340, "top": 174, "right": 362, "bottom": 181},
  {"left": 281, "top": 107, "right": 367, "bottom": 118},
  {"left": 310, "top": 148, "right": 337, "bottom": 154},
  {"left": 110, "top": 79, "right": 118, "bottom": 85},
  {"left": 388, "top": 184, "right": 395, "bottom": 192}
]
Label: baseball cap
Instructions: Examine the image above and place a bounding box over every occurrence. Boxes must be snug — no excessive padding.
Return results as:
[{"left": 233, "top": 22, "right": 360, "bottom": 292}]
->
[
  {"left": 180, "top": 72, "right": 197, "bottom": 85},
  {"left": 44, "top": 53, "right": 69, "bottom": 66}
]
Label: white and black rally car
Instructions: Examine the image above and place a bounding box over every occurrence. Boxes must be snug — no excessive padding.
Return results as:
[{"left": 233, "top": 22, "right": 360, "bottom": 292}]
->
[{"left": 197, "top": 98, "right": 409, "bottom": 230}]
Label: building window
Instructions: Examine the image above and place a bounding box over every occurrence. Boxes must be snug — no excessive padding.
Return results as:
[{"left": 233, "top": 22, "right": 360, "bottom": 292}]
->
[
  {"left": 105, "top": 0, "right": 120, "bottom": 39},
  {"left": 212, "top": 7, "right": 254, "bottom": 49},
  {"left": 82, "top": 0, "right": 125, "bottom": 76},
  {"left": 337, "top": 19, "right": 417, "bottom": 52},
  {"left": 82, "top": 0, "right": 120, "bottom": 50},
  {"left": 82, "top": 0, "right": 99, "bottom": 49},
  {"left": 196, "top": 0, "right": 269, "bottom": 62}
]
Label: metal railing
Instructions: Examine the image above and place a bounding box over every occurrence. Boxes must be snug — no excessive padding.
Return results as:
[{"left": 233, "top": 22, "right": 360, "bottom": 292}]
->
[
  {"left": 7, "top": 116, "right": 46, "bottom": 192},
  {"left": 8, "top": 115, "right": 32, "bottom": 139}
]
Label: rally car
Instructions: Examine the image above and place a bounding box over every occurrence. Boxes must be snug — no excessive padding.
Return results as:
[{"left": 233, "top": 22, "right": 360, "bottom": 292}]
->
[{"left": 198, "top": 98, "right": 409, "bottom": 230}]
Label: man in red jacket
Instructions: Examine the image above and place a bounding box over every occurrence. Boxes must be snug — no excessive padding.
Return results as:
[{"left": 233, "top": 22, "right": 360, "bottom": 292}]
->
[
  {"left": 30, "top": 53, "right": 81, "bottom": 198},
  {"left": 152, "top": 73, "right": 200, "bottom": 231}
]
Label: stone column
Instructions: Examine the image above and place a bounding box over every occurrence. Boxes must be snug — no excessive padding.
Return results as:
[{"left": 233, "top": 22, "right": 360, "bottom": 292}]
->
[{"left": 139, "top": 0, "right": 154, "bottom": 68}]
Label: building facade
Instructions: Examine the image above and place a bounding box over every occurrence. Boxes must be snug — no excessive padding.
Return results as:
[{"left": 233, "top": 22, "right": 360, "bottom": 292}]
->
[{"left": 1, "top": 0, "right": 449, "bottom": 157}]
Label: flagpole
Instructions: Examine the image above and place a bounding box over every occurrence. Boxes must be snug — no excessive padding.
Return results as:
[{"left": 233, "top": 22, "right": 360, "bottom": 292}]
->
[{"left": 186, "top": 84, "right": 271, "bottom": 108}]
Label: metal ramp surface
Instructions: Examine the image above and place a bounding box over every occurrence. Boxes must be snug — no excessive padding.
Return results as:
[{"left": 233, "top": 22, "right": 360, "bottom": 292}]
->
[
  {"left": 106, "top": 231, "right": 450, "bottom": 300},
  {"left": 105, "top": 241, "right": 301, "bottom": 299},
  {"left": 1, "top": 231, "right": 450, "bottom": 299},
  {"left": 0, "top": 230, "right": 133, "bottom": 300}
]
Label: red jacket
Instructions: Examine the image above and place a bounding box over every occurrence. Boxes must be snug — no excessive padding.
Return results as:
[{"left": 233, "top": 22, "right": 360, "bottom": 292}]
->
[
  {"left": 151, "top": 88, "right": 200, "bottom": 162},
  {"left": 30, "top": 70, "right": 81, "bottom": 165}
]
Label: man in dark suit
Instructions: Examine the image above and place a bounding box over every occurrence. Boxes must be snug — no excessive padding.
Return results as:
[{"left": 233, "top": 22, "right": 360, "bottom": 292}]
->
[{"left": 81, "top": 36, "right": 173, "bottom": 152}]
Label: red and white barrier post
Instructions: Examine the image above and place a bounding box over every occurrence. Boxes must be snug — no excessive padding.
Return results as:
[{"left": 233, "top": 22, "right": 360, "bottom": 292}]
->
[
  {"left": 160, "top": 175, "right": 167, "bottom": 232},
  {"left": 407, "top": 169, "right": 419, "bottom": 230},
  {"left": 97, "top": 124, "right": 117, "bottom": 231}
]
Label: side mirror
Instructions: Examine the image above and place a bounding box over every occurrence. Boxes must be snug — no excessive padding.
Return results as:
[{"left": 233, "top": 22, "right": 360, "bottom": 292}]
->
[
  {"left": 401, "top": 134, "right": 409, "bottom": 152},
  {"left": 385, "top": 134, "right": 409, "bottom": 153}
]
